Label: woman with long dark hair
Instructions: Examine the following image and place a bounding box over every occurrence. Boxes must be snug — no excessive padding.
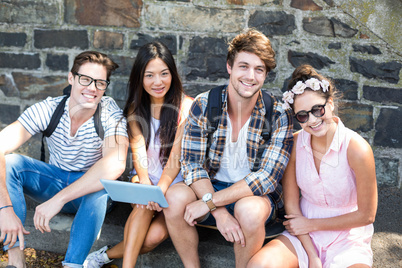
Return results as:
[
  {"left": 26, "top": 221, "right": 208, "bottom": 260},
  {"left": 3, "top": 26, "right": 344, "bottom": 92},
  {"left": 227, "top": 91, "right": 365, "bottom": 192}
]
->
[{"left": 84, "top": 42, "right": 193, "bottom": 267}]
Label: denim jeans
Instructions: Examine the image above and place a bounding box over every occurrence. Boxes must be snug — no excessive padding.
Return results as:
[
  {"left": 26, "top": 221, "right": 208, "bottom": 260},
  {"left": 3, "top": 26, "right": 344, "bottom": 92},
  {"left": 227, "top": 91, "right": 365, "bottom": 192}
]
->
[{"left": 4, "top": 154, "right": 109, "bottom": 268}]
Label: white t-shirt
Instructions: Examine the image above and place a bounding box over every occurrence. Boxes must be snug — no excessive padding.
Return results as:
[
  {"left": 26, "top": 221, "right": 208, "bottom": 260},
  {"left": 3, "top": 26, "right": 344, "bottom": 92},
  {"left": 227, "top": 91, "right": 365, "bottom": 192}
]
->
[
  {"left": 146, "top": 117, "right": 183, "bottom": 185},
  {"left": 215, "top": 114, "right": 251, "bottom": 183},
  {"left": 18, "top": 96, "right": 128, "bottom": 172}
]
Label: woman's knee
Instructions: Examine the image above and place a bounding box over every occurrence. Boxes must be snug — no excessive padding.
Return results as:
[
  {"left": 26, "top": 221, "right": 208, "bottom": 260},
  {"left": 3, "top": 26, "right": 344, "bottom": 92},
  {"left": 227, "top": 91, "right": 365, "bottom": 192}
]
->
[
  {"left": 248, "top": 238, "right": 297, "bottom": 268},
  {"left": 143, "top": 227, "right": 168, "bottom": 252}
]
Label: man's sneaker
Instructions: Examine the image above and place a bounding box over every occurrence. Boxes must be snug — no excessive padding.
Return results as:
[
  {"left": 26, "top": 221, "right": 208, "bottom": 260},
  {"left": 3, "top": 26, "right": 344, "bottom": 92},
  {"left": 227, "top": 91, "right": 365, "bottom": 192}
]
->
[{"left": 83, "top": 245, "right": 113, "bottom": 268}]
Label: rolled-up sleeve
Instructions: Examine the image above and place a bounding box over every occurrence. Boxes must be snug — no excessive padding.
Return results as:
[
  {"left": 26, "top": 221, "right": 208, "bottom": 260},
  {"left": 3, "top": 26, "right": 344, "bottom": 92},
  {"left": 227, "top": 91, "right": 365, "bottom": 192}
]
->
[
  {"left": 180, "top": 94, "right": 211, "bottom": 185},
  {"left": 245, "top": 103, "right": 294, "bottom": 196}
]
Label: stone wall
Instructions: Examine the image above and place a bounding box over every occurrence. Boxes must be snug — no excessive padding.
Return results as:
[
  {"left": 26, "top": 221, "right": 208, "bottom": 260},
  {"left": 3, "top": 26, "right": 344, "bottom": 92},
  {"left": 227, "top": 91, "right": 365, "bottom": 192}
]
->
[{"left": 0, "top": 0, "right": 401, "bottom": 187}]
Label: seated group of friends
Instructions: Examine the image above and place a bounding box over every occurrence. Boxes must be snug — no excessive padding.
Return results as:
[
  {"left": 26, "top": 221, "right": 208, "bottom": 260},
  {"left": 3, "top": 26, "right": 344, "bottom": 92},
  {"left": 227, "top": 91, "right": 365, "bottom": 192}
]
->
[{"left": 0, "top": 29, "right": 377, "bottom": 268}]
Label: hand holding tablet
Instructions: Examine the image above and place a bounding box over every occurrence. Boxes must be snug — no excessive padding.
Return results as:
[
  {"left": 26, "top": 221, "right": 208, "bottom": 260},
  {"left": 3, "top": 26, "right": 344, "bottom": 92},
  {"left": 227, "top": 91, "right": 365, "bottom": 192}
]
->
[{"left": 101, "top": 179, "right": 169, "bottom": 208}]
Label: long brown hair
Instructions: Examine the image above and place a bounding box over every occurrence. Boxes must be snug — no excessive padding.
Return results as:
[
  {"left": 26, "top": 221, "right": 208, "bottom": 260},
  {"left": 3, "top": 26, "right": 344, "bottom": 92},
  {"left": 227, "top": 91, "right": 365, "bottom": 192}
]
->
[{"left": 123, "top": 42, "right": 183, "bottom": 166}]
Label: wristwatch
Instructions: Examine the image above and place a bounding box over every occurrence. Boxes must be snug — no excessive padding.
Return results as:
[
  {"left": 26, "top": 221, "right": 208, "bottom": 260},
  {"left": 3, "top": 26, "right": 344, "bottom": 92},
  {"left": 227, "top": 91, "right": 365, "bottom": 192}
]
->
[{"left": 202, "top": 193, "right": 216, "bottom": 212}]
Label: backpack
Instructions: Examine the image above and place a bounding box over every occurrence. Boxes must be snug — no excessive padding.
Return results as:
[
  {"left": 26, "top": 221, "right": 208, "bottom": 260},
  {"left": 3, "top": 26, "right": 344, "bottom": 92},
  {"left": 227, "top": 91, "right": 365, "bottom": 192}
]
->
[
  {"left": 40, "top": 85, "right": 104, "bottom": 162},
  {"left": 205, "top": 85, "right": 274, "bottom": 172}
]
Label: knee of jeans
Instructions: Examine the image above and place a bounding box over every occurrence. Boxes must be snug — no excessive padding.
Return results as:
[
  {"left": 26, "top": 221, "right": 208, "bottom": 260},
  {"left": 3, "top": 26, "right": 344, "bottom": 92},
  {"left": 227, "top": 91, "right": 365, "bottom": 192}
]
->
[
  {"left": 5, "top": 154, "right": 26, "bottom": 173},
  {"left": 81, "top": 189, "right": 108, "bottom": 208}
]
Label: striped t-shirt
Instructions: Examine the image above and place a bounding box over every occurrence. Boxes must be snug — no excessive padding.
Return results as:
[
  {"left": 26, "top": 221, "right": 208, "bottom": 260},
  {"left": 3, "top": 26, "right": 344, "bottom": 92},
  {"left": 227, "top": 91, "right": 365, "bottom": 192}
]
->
[{"left": 18, "top": 96, "right": 128, "bottom": 172}]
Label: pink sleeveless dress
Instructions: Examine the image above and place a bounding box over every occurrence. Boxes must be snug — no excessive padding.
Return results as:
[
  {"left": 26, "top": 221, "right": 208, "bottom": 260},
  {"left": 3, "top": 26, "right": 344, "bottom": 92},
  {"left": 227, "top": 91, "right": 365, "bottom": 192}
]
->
[{"left": 282, "top": 118, "right": 374, "bottom": 268}]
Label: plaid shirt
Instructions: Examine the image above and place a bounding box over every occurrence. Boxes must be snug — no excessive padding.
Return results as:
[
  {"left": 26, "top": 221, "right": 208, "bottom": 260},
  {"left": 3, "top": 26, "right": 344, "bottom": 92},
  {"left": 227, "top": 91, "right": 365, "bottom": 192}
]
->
[{"left": 181, "top": 86, "right": 293, "bottom": 208}]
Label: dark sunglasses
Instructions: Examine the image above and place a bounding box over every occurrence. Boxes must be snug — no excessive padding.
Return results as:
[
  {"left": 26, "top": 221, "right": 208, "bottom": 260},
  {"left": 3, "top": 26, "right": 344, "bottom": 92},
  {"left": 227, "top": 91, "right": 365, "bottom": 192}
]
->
[{"left": 295, "top": 100, "right": 327, "bottom": 123}]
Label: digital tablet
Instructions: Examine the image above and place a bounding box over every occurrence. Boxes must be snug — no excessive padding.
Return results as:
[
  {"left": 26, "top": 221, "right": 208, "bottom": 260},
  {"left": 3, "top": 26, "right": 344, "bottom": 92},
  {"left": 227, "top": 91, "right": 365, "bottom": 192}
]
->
[{"left": 101, "top": 179, "right": 169, "bottom": 208}]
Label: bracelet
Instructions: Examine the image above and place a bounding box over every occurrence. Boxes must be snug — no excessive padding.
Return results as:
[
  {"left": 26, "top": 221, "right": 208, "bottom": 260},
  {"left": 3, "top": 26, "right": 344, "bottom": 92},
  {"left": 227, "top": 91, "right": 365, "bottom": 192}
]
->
[{"left": 0, "top": 205, "right": 13, "bottom": 210}]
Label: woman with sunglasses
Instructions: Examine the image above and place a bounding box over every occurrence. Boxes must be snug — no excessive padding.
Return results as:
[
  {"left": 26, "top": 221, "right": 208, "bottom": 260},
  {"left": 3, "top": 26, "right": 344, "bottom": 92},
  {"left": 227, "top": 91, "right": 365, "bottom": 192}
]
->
[
  {"left": 84, "top": 42, "right": 193, "bottom": 267},
  {"left": 248, "top": 65, "right": 377, "bottom": 268}
]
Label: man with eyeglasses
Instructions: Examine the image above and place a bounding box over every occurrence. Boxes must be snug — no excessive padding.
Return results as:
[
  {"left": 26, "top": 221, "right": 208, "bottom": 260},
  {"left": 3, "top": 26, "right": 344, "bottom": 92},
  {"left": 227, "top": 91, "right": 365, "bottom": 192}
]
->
[{"left": 0, "top": 51, "right": 129, "bottom": 268}]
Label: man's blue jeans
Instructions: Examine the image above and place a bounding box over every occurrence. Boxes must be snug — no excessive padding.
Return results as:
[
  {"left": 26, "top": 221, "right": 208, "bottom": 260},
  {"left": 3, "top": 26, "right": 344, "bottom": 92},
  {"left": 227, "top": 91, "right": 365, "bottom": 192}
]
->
[{"left": 4, "top": 154, "right": 109, "bottom": 268}]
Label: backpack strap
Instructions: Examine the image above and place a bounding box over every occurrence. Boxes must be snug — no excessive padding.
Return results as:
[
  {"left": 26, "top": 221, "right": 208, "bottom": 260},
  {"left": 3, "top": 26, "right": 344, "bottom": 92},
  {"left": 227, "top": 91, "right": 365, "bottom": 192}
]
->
[
  {"left": 41, "top": 95, "right": 69, "bottom": 162},
  {"left": 205, "top": 85, "right": 226, "bottom": 158},
  {"left": 94, "top": 102, "right": 104, "bottom": 140},
  {"left": 251, "top": 91, "right": 274, "bottom": 172}
]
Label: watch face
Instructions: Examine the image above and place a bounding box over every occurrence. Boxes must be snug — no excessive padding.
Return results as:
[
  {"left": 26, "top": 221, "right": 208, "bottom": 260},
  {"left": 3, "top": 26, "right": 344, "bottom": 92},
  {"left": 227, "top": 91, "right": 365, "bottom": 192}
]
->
[{"left": 202, "top": 193, "right": 212, "bottom": 202}]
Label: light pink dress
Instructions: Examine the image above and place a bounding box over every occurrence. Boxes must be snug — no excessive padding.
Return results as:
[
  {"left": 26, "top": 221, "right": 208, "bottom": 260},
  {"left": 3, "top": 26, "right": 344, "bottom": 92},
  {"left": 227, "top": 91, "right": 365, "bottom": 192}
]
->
[{"left": 282, "top": 118, "right": 374, "bottom": 268}]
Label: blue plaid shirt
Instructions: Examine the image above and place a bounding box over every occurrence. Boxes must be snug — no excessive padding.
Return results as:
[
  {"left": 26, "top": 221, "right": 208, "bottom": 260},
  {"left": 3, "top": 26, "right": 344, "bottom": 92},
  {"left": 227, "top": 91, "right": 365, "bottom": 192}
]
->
[{"left": 181, "top": 86, "right": 293, "bottom": 208}]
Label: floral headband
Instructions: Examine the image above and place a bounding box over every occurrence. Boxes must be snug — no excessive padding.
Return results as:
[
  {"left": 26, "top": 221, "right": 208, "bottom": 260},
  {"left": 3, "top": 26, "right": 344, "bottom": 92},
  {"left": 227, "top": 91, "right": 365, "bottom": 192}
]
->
[{"left": 282, "top": 78, "right": 330, "bottom": 109}]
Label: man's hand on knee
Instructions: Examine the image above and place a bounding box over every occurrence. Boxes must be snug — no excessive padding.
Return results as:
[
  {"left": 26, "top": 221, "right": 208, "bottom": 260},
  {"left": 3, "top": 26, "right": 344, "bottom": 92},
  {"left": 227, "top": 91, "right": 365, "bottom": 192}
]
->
[
  {"left": 0, "top": 208, "right": 30, "bottom": 250},
  {"left": 33, "top": 197, "right": 64, "bottom": 233},
  {"left": 214, "top": 209, "right": 245, "bottom": 247}
]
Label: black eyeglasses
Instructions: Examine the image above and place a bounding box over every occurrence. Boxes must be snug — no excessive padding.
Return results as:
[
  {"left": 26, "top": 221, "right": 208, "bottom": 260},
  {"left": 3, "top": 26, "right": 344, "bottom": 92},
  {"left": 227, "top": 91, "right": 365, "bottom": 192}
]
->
[
  {"left": 294, "top": 100, "right": 327, "bottom": 123},
  {"left": 73, "top": 72, "right": 110, "bottom": 91}
]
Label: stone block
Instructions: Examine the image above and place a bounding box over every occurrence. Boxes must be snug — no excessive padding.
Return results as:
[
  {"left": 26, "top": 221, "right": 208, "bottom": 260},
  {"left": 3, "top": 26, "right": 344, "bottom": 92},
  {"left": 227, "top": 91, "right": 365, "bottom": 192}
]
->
[
  {"left": 0, "top": 32, "right": 27, "bottom": 47},
  {"left": 94, "top": 31, "right": 124, "bottom": 50},
  {"left": 339, "top": 102, "right": 373, "bottom": 132},
  {"left": 34, "top": 30, "right": 88, "bottom": 49},
  {"left": 333, "top": 79, "right": 358, "bottom": 100},
  {"left": 0, "top": 52, "right": 40, "bottom": 70},
  {"left": 110, "top": 81, "right": 128, "bottom": 103},
  {"left": 12, "top": 73, "right": 69, "bottom": 101},
  {"left": 46, "top": 54, "right": 69, "bottom": 72},
  {"left": 249, "top": 11, "right": 296, "bottom": 36},
  {"left": 0, "top": 74, "right": 19, "bottom": 97},
  {"left": 110, "top": 56, "right": 136, "bottom": 76},
  {"left": 288, "top": 50, "right": 335, "bottom": 70},
  {"left": 183, "top": 83, "right": 211, "bottom": 98},
  {"left": 323, "top": 0, "right": 334, "bottom": 6},
  {"left": 130, "top": 34, "right": 177, "bottom": 55},
  {"left": 375, "top": 157, "right": 400, "bottom": 187},
  {"left": 186, "top": 37, "right": 228, "bottom": 81},
  {"left": 0, "top": 104, "right": 20, "bottom": 125},
  {"left": 363, "top": 85, "right": 402, "bottom": 105},
  {"left": 328, "top": 42, "right": 341, "bottom": 49},
  {"left": 0, "top": 1, "right": 58, "bottom": 24},
  {"left": 350, "top": 57, "right": 402, "bottom": 84},
  {"left": 290, "top": 0, "right": 323, "bottom": 11},
  {"left": 303, "top": 17, "right": 357, "bottom": 38},
  {"left": 352, "top": 44, "right": 381, "bottom": 55},
  {"left": 374, "top": 107, "right": 402, "bottom": 148},
  {"left": 65, "top": 0, "right": 141, "bottom": 28},
  {"left": 142, "top": 5, "right": 243, "bottom": 32},
  {"left": 330, "top": 18, "right": 358, "bottom": 38}
]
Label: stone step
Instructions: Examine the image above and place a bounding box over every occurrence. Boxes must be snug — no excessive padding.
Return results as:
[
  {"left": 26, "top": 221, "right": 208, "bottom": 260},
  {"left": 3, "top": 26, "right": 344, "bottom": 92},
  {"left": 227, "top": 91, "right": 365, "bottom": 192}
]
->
[{"left": 23, "top": 202, "right": 237, "bottom": 267}]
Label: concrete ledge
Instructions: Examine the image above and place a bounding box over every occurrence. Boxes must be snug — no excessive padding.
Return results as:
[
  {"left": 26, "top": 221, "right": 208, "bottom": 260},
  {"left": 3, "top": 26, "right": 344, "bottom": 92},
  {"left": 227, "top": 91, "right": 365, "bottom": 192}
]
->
[{"left": 13, "top": 187, "right": 402, "bottom": 267}]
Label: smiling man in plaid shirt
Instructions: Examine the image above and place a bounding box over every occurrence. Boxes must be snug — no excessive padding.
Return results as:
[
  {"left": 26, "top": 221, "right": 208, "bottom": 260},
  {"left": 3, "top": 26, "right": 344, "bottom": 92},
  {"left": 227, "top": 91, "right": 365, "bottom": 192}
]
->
[{"left": 164, "top": 29, "right": 293, "bottom": 267}]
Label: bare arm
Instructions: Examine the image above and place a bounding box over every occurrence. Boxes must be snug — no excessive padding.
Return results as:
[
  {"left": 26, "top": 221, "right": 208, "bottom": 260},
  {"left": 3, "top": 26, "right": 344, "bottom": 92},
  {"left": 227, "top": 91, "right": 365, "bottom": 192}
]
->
[
  {"left": 0, "top": 121, "right": 33, "bottom": 249},
  {"left": 33, "top": 134, "right": 129, "bottom": 233},
  {"left": 128, "top": 118, "right": 151, "bottom": 185},
  {"left": 281, "top": 133, "right": 319, "bottom": 262}
]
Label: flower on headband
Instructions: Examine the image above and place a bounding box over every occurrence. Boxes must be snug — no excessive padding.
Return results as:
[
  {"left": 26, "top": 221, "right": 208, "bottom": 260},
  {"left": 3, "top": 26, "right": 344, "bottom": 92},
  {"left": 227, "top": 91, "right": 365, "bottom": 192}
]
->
[
  {"left": 282, "top": 102, "right": 291, "bottom": 110},
  {"left": 282, "top": 91, "right": 294, "bottom": 109},
  {"left": 282, "top": 77, "right": 330, "bottom": 110},
  {"left": 305, "top": 78, "right": 321, "bottom": 91},
  {"left": 282, "top": 90, "right": 294, "bottom": 104},
  {"left": 321, "top": 79, "right": 330, "bottom": 92},
  {"left": 292, "top": 81, "right": 306, "bottom": 94}
]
